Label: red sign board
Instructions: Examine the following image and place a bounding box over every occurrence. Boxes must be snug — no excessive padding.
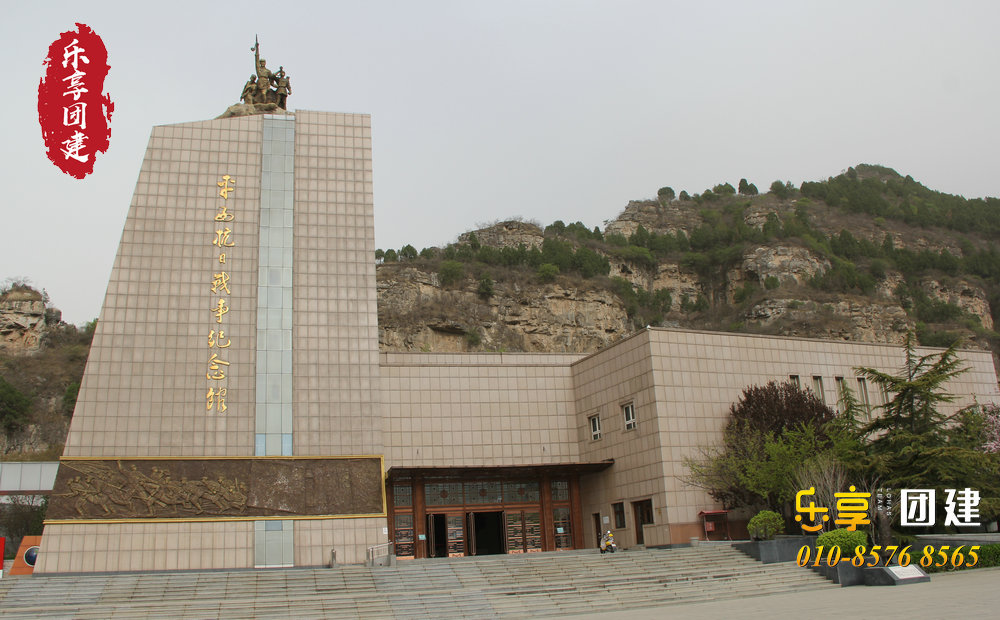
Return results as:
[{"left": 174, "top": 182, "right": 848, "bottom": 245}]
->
[{"left": 37, "top": 23, "right": 114, "bottom": 179}]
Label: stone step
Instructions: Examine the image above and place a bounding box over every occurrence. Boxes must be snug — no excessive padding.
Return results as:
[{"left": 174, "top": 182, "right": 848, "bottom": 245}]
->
[{"left": 0, "top": 546, "right": 834, "bottom": 619}]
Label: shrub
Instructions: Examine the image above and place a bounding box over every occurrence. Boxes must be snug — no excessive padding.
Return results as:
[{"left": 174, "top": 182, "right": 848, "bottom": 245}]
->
[
  {"left": 764, "top": 276, "right": 780, "bottom": 290},
  {"left": 0, "top": 377, "right": 31, "bottom": 435},
  {"left": 816, "top": 528, "right": 867, "bottom": 554},
  {"left": 62, "top": 382, "right": 80, "bottom": 415},
  {"left": 747, "top": 510, "right": 784, "bottom": 540},
  {"left": 979, "top": 543, "right": 1000, "bottom": 567},
  {"left": 537, "top": 263, "right": 559, "bottom": 283},
  {"left": 438, "top": 261, "right": 464, "bottom": 286},
  {"left": 573, "top": 247, "right": 611, "bottom": 278},
  {"left": 924, "top": 543, "right": 1000, "bottom": 573},
  {"left": 605, "top": 233, "right": 628, "bottom": 247},
  {"left": 477, "top": 274, "right": 494, "bottom": 298},
  {"left": 733, "top": 282, "right": 756, "bottom": 304},
  {"left": 680, "top": 294, "right": 709, "bottom": 313}
]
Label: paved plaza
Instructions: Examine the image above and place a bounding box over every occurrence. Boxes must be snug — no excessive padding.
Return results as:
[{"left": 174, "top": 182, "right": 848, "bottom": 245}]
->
[{"left": 587, "top": 566, "right": 1000, "bottom": 620}]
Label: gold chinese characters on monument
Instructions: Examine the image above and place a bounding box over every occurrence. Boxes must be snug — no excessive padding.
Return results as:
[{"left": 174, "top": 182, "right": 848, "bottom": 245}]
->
[
  {"left": 48, "top": 458, "right": 386, "bottom": 521},
  {"left": 206, "top": 174, "right": 237, "bottom": 414}
]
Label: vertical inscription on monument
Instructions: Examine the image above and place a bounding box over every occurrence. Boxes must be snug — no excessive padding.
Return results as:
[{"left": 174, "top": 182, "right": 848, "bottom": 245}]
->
[{"left": 206, "top": 175, "right": 237, "bottom": 414}]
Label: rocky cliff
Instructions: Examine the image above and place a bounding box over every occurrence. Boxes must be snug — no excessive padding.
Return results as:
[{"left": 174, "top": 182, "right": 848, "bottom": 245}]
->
[
  {"left": 378, "top": 266, "right": 626, "bottom": 353},
  {"left": 377, "top": 168, "right": 1000, "bottom": 357},
  {"left": 0, "top": 293, "right": 48, "bottom": 353}
]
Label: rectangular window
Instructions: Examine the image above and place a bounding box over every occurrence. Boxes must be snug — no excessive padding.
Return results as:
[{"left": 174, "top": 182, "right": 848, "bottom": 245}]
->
[
  {"left": 835, "top": 376, "right": 846, "bottom": 410},
  {"left": 612, "top": 502, "right": 626, "bottom": 529},
  {"left": 789, "top": 375, "right": 800, "bottom": 388},
  {"left": 622, "top": 402, "right": 636, "bottom": 431},
  {"left": 857, "top": 377, "right": 872, "bottom": 420},
  {"left": 551, "top": 480, "right": 570, "bottom": 502},
  {"left": 881, "top": 385, "right": 892, "bottom": 407},
  {"left": 502, "top": 481, "right": 540, "bottom": 503},
  {"left": 589, "top": 414, "right": 602, "bottom": 440},
  {"left": 392, "top": 484, "right": 412, "bottom": 507},
  {"left": 425, "top": 482, "right": 463, "bottom": 506},
  {"left": 812, "top": 376, "right": 825, "bottom": 404}
]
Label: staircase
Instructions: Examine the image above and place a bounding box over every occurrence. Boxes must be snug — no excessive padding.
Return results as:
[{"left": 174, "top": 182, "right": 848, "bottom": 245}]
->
[{"left": 0, "top": 544, "right": 836, "bottom": 619}]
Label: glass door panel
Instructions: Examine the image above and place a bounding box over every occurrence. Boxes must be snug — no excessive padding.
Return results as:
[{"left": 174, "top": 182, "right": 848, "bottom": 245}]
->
[
  {"left": 553, "top": 507, "right": 572, "bottom": 549},
  {"left": 505, "top": 511, "right": 524, "bottom": 553},
  {"left": 524, "top": 511, "right": 542, "bottom": 552},
  {"left": 446, "top": 514, "right": 465, "bottom": 557},
  {"left": 394, "top": 514, "right": 414, "bottom": 559}
]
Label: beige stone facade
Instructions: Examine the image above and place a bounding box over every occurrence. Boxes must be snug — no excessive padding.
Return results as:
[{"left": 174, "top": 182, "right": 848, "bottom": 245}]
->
[
  {"left": 38, "top": 111, "right": 1000, "bottom": 573},
  {"left": 39, "top": 111, "right": 385, "bottom": 573}
]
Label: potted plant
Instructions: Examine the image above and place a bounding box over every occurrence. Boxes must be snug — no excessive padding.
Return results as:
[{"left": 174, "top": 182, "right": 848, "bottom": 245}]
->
[
  {"left": 735, "top": 510, "right": 815, "bottom": 563},
  {"left": 814, "top": 528, "right": 868, "bottom": 586}
]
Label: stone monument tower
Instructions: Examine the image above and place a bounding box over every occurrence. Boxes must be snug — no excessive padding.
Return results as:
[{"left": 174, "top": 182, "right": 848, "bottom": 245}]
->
[{"left": 38, "top": 42, "right": 385, "bottom": 572}]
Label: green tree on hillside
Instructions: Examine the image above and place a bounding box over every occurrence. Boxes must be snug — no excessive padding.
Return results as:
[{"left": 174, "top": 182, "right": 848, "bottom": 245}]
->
[
  {"left": 399, "top": 244, "right": 418, "bottom": 261},
  {"left": 657, "top": 186, "right": 675, "bottom": 205},
  {"left": 770, "top": 180, "right": 795, "bottom": 199}
]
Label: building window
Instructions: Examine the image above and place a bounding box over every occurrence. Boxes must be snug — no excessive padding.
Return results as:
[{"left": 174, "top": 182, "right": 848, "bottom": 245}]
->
[
  {"left": 552, "top": 480, "right": 570, "bottom": 502},
  {"left": 812, "top": 376, "right": 825, "bottom": 404},
  {"left": 857, "top": 377, "right": 872, "bottom": 420},
  {"left": 622, "top": 402, "right": 636, "bottom": 431},
  {"left": 880, "top": 385, "right": 892, "bottom": 407},
  {"left": 589, "top": 414, "right": 602, "bottom": 440},
  {"left": 835, "top": 376, "right": 846, "bottom": 410},
  {"left": 612, "top": 502, "right": 626, "bottom": 529},
  {"left": 789, "top": 375, "right": 800, "bottom": 388},
  {"left": 392, "top": 484, "right": 412, "bottom": 507}
]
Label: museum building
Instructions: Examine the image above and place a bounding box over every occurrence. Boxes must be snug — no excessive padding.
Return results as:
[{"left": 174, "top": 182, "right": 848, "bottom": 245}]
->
[{"left": 36, "top": 107, "right": 1000, "bottom": 573}]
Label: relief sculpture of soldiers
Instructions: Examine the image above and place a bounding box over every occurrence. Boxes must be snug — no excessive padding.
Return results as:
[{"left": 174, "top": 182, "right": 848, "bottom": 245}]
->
[
  {"left": 48, "top": 457, "right": 384, "bottom": 520},
  {"left": 236, "top": 36, "right": 292, "bottom": 111},
  {"left": 56, "top": 461, "right": 249, "bottom": 519}
]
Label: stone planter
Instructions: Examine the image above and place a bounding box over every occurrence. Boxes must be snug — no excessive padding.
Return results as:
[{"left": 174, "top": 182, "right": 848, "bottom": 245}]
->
[
  {"left": 832, "top": 559, "right": 867, "bottom": 586},
  {"left": 808, "top": 557, "right": 866, "bottom": 586},
  {"left": 733, "top": 534, "right": 816, "bottom": 564}
]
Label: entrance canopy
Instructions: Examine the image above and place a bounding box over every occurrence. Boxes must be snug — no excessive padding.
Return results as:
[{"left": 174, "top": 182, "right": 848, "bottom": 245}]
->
[{"left": 386, "top": 460, "right": 614, "bottom": 482}]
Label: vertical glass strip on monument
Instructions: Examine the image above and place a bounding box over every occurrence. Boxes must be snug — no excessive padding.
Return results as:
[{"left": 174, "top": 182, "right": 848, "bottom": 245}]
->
[{"left": 255, "top": 115, "right": 295, "bottom": 457}]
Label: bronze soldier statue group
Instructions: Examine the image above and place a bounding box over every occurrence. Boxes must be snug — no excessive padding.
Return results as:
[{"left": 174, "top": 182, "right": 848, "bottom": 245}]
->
[{"left": 241, "top": 37, "right": 292, "bottom": 109}]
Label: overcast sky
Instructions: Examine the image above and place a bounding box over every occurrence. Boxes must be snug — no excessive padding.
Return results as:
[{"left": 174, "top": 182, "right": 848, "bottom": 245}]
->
[{"left": 4, "top": 1, "right": 1000, "bottom": 324}]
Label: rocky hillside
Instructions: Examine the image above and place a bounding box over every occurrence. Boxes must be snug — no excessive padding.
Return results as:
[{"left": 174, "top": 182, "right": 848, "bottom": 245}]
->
[
  {"left": 0, "top": 283, "right": 90, "bottom": 457},
  {"left": 377, "top": 166, "right": 1000, "bottom": 363}
]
